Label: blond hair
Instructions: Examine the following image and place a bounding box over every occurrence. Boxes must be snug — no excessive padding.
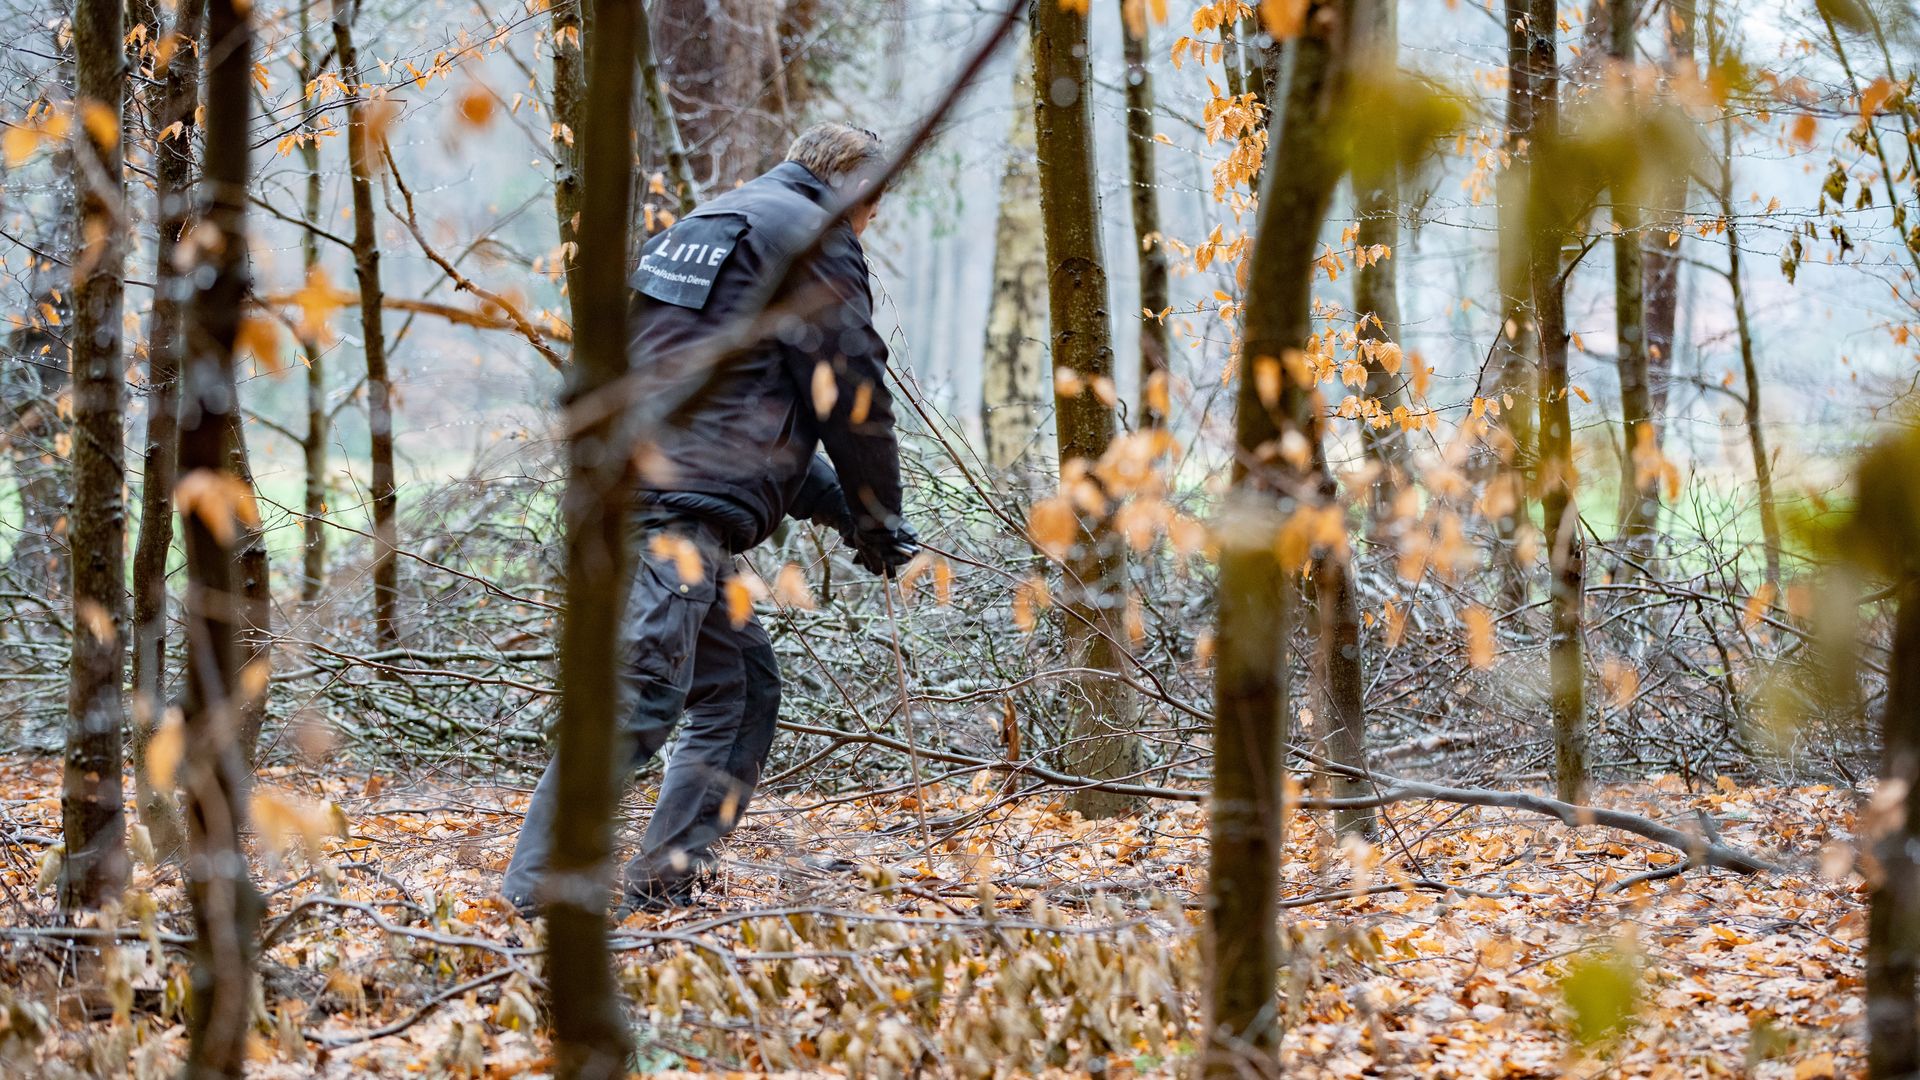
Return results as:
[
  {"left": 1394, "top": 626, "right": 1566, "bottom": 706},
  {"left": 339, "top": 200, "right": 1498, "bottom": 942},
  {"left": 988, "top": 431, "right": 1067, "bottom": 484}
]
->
[{"left": 784, "top": 123, "right": 884, "bottom": 193}]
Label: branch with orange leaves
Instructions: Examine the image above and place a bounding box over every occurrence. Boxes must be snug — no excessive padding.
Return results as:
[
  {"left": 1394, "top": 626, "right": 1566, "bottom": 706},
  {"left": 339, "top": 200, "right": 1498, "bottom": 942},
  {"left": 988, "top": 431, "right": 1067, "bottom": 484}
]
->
[
  {"left": 252, "top": 290, "right": 569, "bottom": 351},
  {"left": 378, "top": 138, "right": 566, "bottom": 371}
]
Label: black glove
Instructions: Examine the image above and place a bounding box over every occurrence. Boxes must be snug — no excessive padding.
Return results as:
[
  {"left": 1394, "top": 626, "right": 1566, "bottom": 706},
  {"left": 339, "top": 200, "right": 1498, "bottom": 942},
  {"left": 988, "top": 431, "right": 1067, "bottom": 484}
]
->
[
  {"left": 808, "top": 486, "right": 861, "bottom": 548},
  {"left": 853, "top": 522, "right": 919, "bottom": 578}
]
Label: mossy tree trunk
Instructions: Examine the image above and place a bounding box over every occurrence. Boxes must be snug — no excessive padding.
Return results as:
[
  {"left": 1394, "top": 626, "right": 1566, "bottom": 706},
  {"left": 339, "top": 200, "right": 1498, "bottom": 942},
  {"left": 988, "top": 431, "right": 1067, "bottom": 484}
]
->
[{"left": 1206, "top": 0, "right": 1375, "bottom": 1068}]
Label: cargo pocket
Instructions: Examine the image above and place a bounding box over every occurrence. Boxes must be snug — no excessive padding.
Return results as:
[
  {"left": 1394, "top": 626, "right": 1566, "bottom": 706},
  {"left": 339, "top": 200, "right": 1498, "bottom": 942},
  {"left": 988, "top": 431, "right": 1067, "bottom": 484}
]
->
[{"left": 624, "top": 532, "right": 719, "bottom": 684}]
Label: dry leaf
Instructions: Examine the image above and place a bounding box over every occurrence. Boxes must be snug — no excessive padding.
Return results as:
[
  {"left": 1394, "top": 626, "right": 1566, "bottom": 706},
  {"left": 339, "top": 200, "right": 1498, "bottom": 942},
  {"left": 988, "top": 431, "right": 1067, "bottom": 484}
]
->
[{"left": 1464, "top": 606, "right": 1494, "bottom": 669}]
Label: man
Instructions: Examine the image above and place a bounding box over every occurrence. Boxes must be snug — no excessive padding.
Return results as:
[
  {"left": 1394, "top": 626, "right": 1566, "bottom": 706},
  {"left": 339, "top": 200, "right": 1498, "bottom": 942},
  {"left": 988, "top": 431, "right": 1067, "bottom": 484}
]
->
[{"left": 504, "top": 123, "right": 917, "bottom": 913}]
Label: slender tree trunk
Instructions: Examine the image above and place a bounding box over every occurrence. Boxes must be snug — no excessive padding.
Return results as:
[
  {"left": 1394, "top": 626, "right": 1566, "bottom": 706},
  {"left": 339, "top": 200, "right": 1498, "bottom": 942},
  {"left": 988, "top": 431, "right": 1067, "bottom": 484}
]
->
[
  {"left": 1488, "top": 0, "right": 1538, "bottom": 610},
  {"left": 3, "top": 266, "right": 71, "bottom": 594},
  {"left": 1528, "top": 0, "right": 1589, "bottom": 804},
  {"left": 1122, "top": 11, "right": 1171, "bottom": 428},
  {"left": 1031, "top": 0, "right": 1142, "bottom": 820},
  {"left": 1869, "top": 575, "right": 1920, "bottom": 1077},
  {"left": 982, "top": 31, "right": 1048, "bottom": 478},
  {"left": 128, "top": 0, "right": 203, "bottom": 864},
  {"left": 635, "top": 0, "right": 697, "bottom": 216},
  {"left": 1316, "top": 0, "right": 1407, "bottom": 839},
  {"left": 299, "top": 0, "right": 328, "bottom": 604},
  {"left": 181, "top": 3, "right": 263, "bottom": 1074},
  {"left": 223, "top": 413, "right": 271, "bottom": 763},
  {"left": 3, "top": 34, "right": 73, "bottom": 598},
  {"left": 1643, "top": 0, "right": 1694, "bottom": 431},
  {"left": 550, "top": 0, "right": 588, "bottom": 308},
  {"left": 61, "top": 0, "right": 131, "bottom": 913},
  {"left": 651, "top": 0, "right": 791, "bottom": 187},
  {"left": 545, "top": 1, "right": 639, "bottom": 1075},
  {"left": 1351, "top": 1, "right": 1411, "bottom": 507},
  {"left": 335, "top": 1, "right": 400, "bottom": 650},
  {"left": 1207, "top": 0, "right": 1372, "bottom": 1068},
  {"left": 1610, "top": 0, "right": 1656, "bottom": 578},
  {"left": 1316, "top": 532, "right": 1374, "bottom": 838},
  {"left": 1717, "top": 124, "right": 1781, "bottom": 587}
]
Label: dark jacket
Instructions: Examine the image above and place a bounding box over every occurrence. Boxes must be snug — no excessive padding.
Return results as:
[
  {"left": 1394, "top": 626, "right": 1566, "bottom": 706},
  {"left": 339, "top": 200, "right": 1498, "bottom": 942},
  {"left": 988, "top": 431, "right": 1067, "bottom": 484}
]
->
[{"left": 626, "top": 161, "right": 902, "bottom": 553}]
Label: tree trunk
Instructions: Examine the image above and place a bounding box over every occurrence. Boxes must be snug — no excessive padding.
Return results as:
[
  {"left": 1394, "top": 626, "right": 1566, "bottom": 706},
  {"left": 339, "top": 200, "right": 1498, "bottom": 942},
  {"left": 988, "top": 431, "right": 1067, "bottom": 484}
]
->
[
  {"left": 1207, "top": 0, "right": 1372, "bottom": 1068},
  {"left": 1316, "top": 536, "right": 1374, "bottom": 838},
  {"left": 545, "top": 0, "right": 639, "bottom": 1074},
  {"left": 128, "top": 0, "right": 203, "bottom": 865},
  {"left": 2, "top": 261, "right": 70, "bottom": 594},
  {"left": 1528, "top": 0, "right": 1589, "bottom": 804},
  {"left": 650, "top": 0, "right": 796, "bottom": 188},
  {"left": 1869, "top": 571, "right": 1920, "bottom": 1077},
  {"left": 299, "top": 0, "right": 328, "bottom": 604},
  {"left": 1351, "top": 1, "right": 1411, "bottom": 509},
  {"left": 1122, "top": 12, "right": 1171, "bottom": 428},
  {"left": 982, "top": 31, "right": 1049, "bottom": 478},
  {"left": 61, "top": 0, "right": 130, "bottom": 913},
  {"left": 223, "top": 414, "right": 271, "bottom": 763},
  {"left": 335, "top": 2, "right": 400, "bottom": 651},
  {"left": 1487, "top": 0, "right": 1538, "bottom": 611},
  {"left": 635, "top": 0, "right": 698, "bottom": 216},
  {"left": 550, "top": 0, "right": 588, "bottom": 309},
  {"left": 1717, "top": 122, "right": 1781, "bottom": 588},
  {"left": 1030, "top": 0, "right": 1142, "bottom": 821},
  {"left": 1643, "top": 0, "right": 1694, "bottom": 432},
  {"left": 181, "top": 3, "right": 264, "bottom": 1074},
  {"left": 3, "top": 31, "right": 73, "bottom": 598},
  {"left": 1610, "top": 0, "right": 1656, "bottom": 578}
]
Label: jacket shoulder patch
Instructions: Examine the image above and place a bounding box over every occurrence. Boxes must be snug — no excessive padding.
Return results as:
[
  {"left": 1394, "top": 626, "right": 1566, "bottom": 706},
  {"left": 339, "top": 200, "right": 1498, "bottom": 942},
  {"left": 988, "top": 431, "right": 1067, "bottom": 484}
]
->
[{"left": 632, "top": 214, "right": 750, "bottom": 310}]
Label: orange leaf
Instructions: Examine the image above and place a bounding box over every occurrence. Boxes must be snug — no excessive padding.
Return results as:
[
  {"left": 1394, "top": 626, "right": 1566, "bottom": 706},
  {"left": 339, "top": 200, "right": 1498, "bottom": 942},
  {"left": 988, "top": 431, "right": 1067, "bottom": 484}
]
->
[{"left": 1464, "top": 606, "right": 1494, "bottom": 669}]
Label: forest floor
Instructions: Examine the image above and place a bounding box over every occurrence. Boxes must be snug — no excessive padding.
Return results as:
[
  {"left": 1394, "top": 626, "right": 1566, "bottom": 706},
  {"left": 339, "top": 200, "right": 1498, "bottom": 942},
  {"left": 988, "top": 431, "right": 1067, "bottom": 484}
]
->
[{"left": 0, "top": 755, "right": 1866, "bottom": 1078}]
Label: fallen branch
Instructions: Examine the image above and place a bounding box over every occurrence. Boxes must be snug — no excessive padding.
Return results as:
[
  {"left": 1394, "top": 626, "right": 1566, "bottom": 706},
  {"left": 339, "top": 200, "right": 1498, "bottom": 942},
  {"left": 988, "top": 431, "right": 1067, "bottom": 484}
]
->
[{"left": 1290, "top": 744, "right": 1789, "bottom": 876}]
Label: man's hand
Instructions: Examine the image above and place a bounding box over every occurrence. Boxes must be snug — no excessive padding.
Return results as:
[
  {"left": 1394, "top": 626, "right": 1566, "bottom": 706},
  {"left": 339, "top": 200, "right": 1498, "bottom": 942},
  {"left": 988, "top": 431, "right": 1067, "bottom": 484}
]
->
[{"left": 853, "top": 522, "right": 919, "bottom": 578}]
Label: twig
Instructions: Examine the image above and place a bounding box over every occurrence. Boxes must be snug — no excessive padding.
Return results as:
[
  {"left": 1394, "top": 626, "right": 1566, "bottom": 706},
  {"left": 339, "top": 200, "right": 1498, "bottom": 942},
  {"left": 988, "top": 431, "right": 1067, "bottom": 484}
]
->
[{"left": 378, "top": 139, "right": 566, "bottom": 370}]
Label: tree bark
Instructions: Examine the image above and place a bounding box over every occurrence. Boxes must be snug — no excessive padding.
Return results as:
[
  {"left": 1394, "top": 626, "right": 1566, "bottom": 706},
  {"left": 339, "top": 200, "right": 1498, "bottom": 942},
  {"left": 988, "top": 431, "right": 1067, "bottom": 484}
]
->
[
  {"left": 128, "top": 0, "right": 203, "bottom": 865},
  {"left": 650, "top": 0, "right": 796, "bottom": 188},
  {"left": 181, "top": 2, "right": 264, "bottom": 1074},
  {"left": 1351, "top": 0, "right": 1411, "bottom": 509},
  {"left": 223, "top": 412, "right": 271, "bottom": 763},
  {"left": 550, "top": 0, "right": 588, "bottom": 309},
  {"left": 635, "top": 0, "right": 697, "bottom": 217},
  {"left": 1487, "top": 0, "right": 1539, "bottom": 610},
  {"left": 546, "top": 0, "right": 639, "bottom": 1070},
  {"left": 1122, "top": 11, "right": 1172, "bottom": 429},
  {"left": 1528, "top": 0, "right": 1589, "bottom": 804},
  {"left": 1643, "top": 0, "right": 1694, "bottom": 432},
  {"left": 335, "top": 1, "right": 400, "bottom": 651},
  {"left": 1316, "top": 535, "right": 1374, "bottom": 838},
  {"left": 61, "top": 0, "right": 131, "bottom": 913},
  {"left": 299, "top": 0, "right": 328, "bottom": 604},
  {"left": 1207, "top": 0, "right": 1373, "bottom": 1067},
  {"left": 982, "top": 31, "right": 1048, "bottom": 478},
  {"left": 1610, "top": 0, "right": 1656, "bottom": 577},
  {"left": 1030, "top": 0, "right": 1143, "bottom": 821},
  {"left": 3, "top": 32, "right": 73, "bottom": 597}
]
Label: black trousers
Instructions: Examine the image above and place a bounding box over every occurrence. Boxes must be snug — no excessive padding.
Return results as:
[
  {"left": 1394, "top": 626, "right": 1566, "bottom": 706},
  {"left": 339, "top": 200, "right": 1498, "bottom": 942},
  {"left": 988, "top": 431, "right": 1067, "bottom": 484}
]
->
[{"left": 502, "top": 514, "right": 780, "bottom": 908}]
